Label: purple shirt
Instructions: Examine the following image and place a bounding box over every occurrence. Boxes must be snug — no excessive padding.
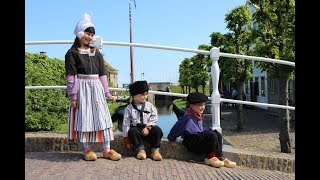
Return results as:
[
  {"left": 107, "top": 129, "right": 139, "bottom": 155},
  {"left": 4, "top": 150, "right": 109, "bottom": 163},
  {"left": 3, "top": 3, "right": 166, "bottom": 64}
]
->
[
  {"left": 66, "top": 75, "right": 78, "bottom": 101},
  {"left": 167, "top": 114, "right": 205, "bottom": 142}
]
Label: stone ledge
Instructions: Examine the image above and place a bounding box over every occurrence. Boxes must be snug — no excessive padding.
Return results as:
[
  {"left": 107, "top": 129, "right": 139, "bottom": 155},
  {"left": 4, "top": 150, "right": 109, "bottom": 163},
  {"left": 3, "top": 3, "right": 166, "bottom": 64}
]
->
[{"left": 25, "top": 132, "right": 295, "bottom": 173}]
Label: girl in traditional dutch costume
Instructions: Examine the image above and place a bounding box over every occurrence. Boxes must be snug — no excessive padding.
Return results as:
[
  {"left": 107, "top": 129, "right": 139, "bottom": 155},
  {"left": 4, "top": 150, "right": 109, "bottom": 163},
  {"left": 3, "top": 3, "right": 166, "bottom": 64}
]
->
[{"left": 65, "top": 12, "right": 121, "bottom": 161}]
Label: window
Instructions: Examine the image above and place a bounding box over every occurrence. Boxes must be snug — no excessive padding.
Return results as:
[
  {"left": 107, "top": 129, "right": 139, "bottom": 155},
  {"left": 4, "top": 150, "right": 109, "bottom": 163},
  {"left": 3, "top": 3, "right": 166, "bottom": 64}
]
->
[
  {"left": 245, "top": 81, "right": 248, "bottom": 94},
  {"left": 269, "top": 79, "right": 275, "bottom": 94},
  {"left": 261, "top": 76, "right": 265, "bottom": 96}
]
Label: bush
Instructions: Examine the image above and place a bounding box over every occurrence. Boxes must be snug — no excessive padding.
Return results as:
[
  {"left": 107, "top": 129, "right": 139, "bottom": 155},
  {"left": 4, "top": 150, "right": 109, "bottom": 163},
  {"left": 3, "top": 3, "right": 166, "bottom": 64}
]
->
[{"left": 25, "top": 52, "right": 68, "bottom": 132}]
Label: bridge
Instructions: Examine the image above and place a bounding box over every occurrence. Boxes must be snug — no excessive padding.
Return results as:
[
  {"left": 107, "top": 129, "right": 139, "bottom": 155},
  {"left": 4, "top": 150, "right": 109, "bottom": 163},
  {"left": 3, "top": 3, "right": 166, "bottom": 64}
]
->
[
  {"left": 121, "top": 81, "right": 172, "bottom": 102},
  {"left": 147, "top": 82, "right": 173, "bottom": 103},
  {"left": 148, "top": 82, "right": 171, "bottom": 92}
]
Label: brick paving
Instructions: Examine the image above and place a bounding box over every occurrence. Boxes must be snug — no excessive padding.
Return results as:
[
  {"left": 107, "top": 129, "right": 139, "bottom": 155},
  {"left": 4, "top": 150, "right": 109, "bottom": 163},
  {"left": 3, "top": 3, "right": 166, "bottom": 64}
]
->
[
  {"left": 25, "top": 106, "right": 296, "bottom": 179},
  {"left": 25, "top": 152, "right": 295, "bottom": 180}
]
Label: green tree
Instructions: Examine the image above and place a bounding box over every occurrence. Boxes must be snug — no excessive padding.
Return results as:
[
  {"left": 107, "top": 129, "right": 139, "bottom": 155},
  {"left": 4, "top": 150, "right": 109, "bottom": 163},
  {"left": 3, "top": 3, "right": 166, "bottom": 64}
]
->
[
  {"left": 25, "top": 52, "right": 119, "bottom": 132},
  {"left": 248, "top": 0, "right": 295, "bottom": 153},
  {"left": 222, "top": 5, "right": 253, "bottom": 130},
  {"left": 189, "top": 56, "right": 202, "bottom": 92},
  {"left": 179, "top": 45, "right": 211, "bottom": 94},
  {"left": 209, "top": 32, "right": 227, "bottom": 95},
  {"left": 197, "top": 44, "right": 212, "bottom": 94},
  {"left": 25, "top": 52, "right": 68, "bottom": 131},
  {"left": 178, "top": 58, "right": 192, "bottom": 94}
]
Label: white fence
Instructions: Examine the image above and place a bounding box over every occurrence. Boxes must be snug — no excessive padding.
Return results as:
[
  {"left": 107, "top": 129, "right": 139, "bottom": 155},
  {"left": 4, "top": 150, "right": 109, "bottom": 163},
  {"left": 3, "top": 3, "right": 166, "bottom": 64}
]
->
[{"left": 25, "top": 40, "right": 295, "bottom": 132}]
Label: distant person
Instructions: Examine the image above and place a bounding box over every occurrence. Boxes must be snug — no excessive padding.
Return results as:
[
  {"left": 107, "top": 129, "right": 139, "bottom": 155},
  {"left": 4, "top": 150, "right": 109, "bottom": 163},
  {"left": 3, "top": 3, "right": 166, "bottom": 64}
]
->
[
  {"left": 65, "top": 12, "right": 121, "bottom": 161},
  {"left": 231, "top": 88, "right": 237, "bottom": 99},
  {"left": 231, "top": 88, "right": 237, "bottom": 108},
  {"left": 167, "top": 92, "right": 237, "bottom": 168},
  {"left": 122, "top": 80, "right": 164, "bottom": 161}
]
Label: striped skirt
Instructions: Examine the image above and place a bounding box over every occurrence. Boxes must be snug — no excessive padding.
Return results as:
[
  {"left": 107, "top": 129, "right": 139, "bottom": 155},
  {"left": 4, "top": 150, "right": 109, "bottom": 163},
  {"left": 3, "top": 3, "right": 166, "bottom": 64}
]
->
[{"left": 67, "top": 74, "right": 114, "bottom": 143}]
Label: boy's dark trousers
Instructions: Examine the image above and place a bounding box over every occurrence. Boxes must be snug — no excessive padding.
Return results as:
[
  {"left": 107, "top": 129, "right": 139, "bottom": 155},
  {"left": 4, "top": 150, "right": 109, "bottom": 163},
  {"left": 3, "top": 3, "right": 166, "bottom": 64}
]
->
[
  {"left": 128, "top": 125, "right": 163, "bottom": 152},
  {"left": 182, "top": 129, "right": 223, "bottom": 157}
]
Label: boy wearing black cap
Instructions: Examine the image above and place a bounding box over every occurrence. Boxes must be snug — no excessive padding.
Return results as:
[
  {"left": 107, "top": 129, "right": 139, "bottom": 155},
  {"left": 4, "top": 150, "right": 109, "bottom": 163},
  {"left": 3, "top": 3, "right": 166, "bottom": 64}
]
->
[
  {"left": 122, "top": 80, "right": 164, "bottom": 161},
  {"left": 167, "top": 92, "right": 237, "bottom": 168}
]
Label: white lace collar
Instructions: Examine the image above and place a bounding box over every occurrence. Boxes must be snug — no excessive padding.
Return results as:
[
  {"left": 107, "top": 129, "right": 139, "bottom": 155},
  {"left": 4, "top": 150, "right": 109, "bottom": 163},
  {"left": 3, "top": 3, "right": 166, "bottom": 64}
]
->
[{"left": 78, "top": 47, "right": 96, "bottom": 56}]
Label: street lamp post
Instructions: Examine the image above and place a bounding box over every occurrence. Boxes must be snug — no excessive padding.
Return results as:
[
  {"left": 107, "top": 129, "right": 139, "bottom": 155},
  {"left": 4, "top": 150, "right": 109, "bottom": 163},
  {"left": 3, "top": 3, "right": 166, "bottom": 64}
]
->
[{"left": 129, "top": 0, "right": 136, "bottom": 83}]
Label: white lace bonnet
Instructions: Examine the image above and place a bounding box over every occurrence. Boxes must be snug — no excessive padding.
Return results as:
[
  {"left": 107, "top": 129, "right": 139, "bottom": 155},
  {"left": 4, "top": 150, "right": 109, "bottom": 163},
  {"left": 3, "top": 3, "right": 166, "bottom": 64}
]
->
[{"left": 73, "top": 12, "right": 95, "bottom": 39}]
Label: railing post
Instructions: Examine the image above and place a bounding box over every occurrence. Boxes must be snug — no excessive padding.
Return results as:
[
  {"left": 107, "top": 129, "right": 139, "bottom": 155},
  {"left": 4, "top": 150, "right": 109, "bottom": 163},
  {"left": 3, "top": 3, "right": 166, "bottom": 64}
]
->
[{"left": 209, "top": 47, "right": 222, "bottom": 134}]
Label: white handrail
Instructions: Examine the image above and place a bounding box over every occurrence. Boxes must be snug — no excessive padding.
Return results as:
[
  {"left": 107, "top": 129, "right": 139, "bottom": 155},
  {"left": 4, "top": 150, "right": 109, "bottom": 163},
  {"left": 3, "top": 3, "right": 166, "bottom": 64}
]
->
[
  {"left": 25, "top": 40, "right": 295, "bottom": 66},
  {"left": 25, "top": 85, "right": 295, "bottom": 111},
  {"left": 25, "top": 40, "right": 295, "bottom": 133}
]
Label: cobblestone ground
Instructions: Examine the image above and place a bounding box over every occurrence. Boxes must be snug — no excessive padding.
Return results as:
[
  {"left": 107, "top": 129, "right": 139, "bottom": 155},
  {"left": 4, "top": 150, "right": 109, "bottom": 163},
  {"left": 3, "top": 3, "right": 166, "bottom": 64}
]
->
[
  {"left": 218, "top": 107, "right": 295, "bottom": 155},
  {"left": 25, "top": 152, "right": 295, "bottom": 180}
]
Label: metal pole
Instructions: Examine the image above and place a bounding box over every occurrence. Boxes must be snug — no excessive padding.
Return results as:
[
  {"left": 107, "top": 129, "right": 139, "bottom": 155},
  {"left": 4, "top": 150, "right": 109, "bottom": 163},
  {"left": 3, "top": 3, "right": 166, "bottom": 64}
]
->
[{"left": 129, "top": 2, "right": 134, "bottom": 83}]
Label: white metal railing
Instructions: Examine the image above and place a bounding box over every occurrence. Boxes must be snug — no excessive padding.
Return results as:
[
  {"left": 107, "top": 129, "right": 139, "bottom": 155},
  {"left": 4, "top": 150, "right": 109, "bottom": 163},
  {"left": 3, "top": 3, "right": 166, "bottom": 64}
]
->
[
  {"left": 26, "top": 40, "right": 295, "bottom": 66},
  {"left": 25, "top": 40, "right": 295, "bottom": 133},
  {"left": 25, "top": 85, "right": 295, "bottom": 111}
]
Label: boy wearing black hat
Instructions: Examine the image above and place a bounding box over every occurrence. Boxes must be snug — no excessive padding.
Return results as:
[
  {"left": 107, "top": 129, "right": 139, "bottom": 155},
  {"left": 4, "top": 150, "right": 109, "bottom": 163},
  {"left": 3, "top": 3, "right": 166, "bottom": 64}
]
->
[
  {"left": 122, "top": 80, "right": 164, "bottom": 161},
  {"left": 167, "top": 92, "right": 237, "bottom": 168}
]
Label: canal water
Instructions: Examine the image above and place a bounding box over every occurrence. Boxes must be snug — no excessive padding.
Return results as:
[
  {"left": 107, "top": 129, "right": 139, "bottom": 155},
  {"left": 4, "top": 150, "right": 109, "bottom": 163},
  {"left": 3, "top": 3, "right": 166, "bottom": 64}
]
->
[{"left": 112, "top": 98, "right": 178, "bottom": 138}]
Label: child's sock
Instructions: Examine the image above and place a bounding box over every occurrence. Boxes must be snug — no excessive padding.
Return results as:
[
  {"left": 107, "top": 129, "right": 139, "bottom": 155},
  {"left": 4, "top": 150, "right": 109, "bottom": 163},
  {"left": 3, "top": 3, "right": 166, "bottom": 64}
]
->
[
  {"left": 151, "top": 148, "right": 160, "bottom": 153},
  {"left": 216, "top": 155, "right": 225, "bottom": 161},
  {"left": 207, "top": 152, "right": 216, "bottom": 159},
  {"left": 83, "top": 142, "right": 92, "bottom": 153},
  {"left": 103, "top": 148, "right": 110, "bottom": 154},
  {"left": 103, "top": 141, "right": 111, "bottom": 153},
  {"left": 135, "top": 145, "right": 145, "bottom": 153}
]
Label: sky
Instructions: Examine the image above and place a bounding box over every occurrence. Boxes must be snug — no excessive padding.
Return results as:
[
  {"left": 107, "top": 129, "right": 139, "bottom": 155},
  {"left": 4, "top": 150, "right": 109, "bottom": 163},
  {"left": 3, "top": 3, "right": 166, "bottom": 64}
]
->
[{"left": 25, "top": 0, "right": 247, "bottom": 87}]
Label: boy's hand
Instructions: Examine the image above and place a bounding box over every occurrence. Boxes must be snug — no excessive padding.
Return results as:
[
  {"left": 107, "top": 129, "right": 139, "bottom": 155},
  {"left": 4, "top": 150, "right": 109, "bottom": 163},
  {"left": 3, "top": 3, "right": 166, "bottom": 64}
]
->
[
  {"left": 169, "top": 141, "right": 177, "bottom": 148},
  {"left": 142, "top": 127, "right": 149, "bottom": 136},
  {"left": 124, "top": 137, "right": 133, "bottom": 151},
  {"left": 125, "top": 143, "right": 133, "bottom": 150}
]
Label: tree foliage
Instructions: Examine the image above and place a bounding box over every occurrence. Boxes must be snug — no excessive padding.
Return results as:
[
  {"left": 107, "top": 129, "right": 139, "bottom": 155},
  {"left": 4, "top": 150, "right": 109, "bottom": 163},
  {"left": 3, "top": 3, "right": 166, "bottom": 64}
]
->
[
  {"left": 25, "top": 52, "right": 119, "bottom": 132},
  {"left": 249, "top": 0, "right": 295, "bottom": 78},
  {"left": 25, "top": 52, "right": 68, "bottom": 132},
  {"left": 248, "top": 0, "right": 295, "bottom": 153},
  {"left": 210, "top": 5, "right": 253, "bottom": 130},
  {"left": 178, "top": 58, "right": 192, "bottom": 94}
]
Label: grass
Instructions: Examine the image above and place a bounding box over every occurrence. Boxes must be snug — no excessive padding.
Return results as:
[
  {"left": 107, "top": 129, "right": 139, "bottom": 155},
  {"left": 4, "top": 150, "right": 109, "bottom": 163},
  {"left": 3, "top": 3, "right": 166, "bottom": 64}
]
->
[
  {"left": 55, "top": 123, "right": 68, "bottom": 132},
  {"left": 170, "top": 84, "right": 211, "bottom": 110},
  {"left": 169, "top": 84, "right": 211, "bottom": 96},
  {"left": 173, "top": 98, "right": 187, "bottom": 110}
]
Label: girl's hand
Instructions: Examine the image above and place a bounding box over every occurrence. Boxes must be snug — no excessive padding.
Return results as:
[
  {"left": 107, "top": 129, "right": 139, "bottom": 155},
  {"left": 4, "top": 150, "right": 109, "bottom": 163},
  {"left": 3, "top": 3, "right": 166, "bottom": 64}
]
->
[
  {"left": 142, "top": 127, "right": 149, "bottom": 136},
  {"left": 71, "top": 100, "right": 78, "bottom": 109},
  {"left": 110, "top": 96, "right": 117, "bottom": 102}
]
